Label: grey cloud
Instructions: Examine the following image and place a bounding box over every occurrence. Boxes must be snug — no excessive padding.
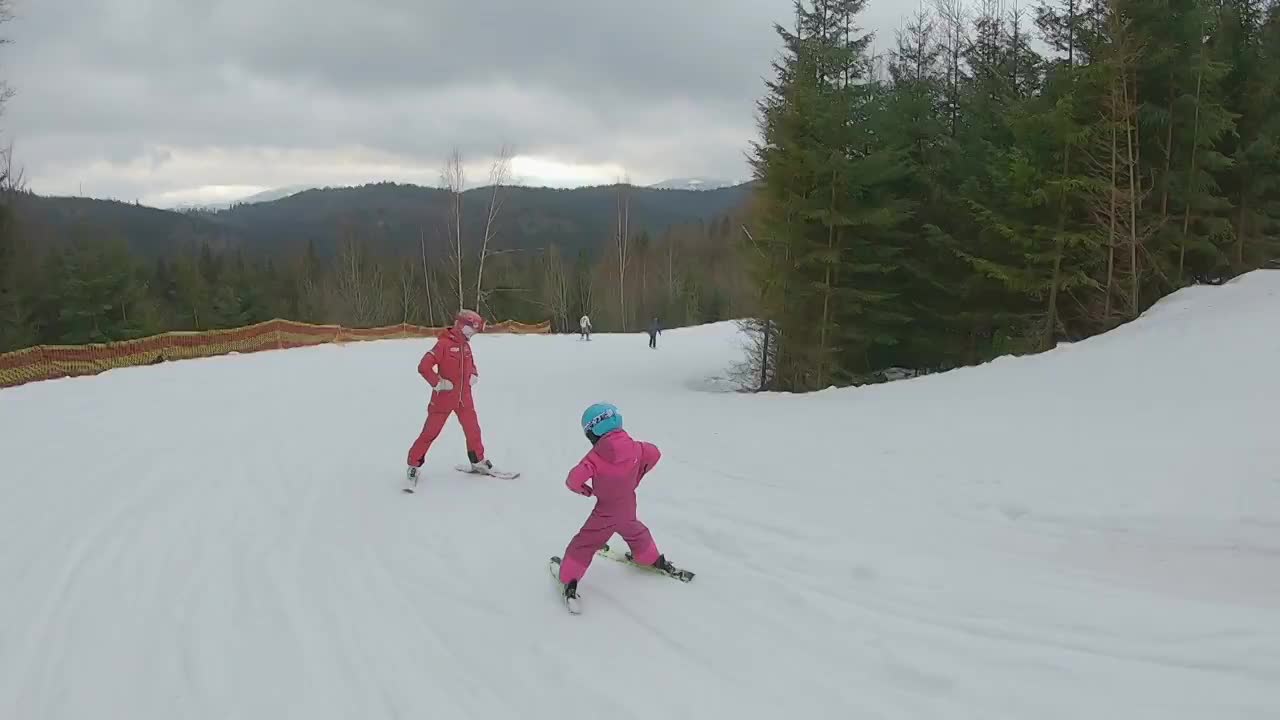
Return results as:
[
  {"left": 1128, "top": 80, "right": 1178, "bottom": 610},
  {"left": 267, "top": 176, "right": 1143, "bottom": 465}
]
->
[{"left": 3, "top": 0, "right": 911, "bottom": 203}]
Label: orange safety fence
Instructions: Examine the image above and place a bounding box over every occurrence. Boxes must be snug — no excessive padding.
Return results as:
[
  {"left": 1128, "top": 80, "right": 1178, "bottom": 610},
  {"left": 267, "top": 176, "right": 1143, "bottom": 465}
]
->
[{"left": 0, "top": 318, "right": 551, "bottom": 390}]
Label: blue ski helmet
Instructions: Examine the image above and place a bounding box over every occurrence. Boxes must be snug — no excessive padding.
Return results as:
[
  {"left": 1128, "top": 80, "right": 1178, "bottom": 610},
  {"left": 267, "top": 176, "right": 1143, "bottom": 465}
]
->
[{"left": 581, "top": 402, "right": 623, "bottom": 440}]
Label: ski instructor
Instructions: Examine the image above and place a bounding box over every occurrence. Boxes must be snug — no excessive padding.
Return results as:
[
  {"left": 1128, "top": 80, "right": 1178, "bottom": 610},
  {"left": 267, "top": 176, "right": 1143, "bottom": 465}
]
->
[{"left": 405, "top": 309, "right": 497, "bottom": 485}]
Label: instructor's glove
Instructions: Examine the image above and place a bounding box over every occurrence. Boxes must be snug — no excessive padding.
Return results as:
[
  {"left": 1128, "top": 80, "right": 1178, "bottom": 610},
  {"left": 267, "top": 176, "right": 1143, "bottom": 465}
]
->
[{"left": 434, "top": 379, "right": 455, "bottom": 392}]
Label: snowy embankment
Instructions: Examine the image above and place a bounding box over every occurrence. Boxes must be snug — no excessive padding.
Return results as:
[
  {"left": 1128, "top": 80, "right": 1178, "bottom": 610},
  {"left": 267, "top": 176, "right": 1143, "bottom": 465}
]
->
[{"left": 1, "top": 271, "right": 1278, "bottom": 719}]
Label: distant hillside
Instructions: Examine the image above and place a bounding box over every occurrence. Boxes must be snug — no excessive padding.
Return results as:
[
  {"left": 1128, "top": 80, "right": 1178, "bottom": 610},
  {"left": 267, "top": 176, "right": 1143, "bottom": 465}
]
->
[
  {"left": 11, "top": 193, "right": 243, "bottom": 257},
  {"left": 204, "top": 181, "right": 754, "bottom": 257},
  {"left": 13, "top": 181, "right": 755, "bottom": 259}
]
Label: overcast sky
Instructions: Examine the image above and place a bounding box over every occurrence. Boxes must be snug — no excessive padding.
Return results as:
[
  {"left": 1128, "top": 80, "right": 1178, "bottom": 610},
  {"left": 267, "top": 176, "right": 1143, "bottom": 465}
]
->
[{"left": 2, "top": 0, "right": 907, "bottom": 207}]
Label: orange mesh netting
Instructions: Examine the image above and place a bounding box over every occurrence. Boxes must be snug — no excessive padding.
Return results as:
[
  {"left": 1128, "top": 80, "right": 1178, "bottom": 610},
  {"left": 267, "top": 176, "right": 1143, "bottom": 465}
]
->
[{"left": 0, "top": 318, "right": 551, "bottom": 390}]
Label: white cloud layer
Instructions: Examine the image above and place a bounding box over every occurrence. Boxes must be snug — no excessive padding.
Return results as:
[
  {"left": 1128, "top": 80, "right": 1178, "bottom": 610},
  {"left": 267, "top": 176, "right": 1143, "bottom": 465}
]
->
[{"left": 1, "top": 0, "right": 910, "bottom": 206}]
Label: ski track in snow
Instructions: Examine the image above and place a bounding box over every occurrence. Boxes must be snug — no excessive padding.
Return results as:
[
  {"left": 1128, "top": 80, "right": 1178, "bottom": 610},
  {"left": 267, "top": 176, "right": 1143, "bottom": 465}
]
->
[{"left": 3, "top": 271, "right": 1280, "bottom": 719}]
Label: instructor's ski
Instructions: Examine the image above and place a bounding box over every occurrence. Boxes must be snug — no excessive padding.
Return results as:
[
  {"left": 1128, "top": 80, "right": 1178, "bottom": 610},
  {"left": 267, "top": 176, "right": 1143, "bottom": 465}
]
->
[
  {"left": 549, "top": 556, "right": 582, "bottom": 614},
  {"left": 597, "top": 544, "right": 696, "bottom": 583},
  {"left": 455, "top": 463, "right": 521, "bottom": 479}
]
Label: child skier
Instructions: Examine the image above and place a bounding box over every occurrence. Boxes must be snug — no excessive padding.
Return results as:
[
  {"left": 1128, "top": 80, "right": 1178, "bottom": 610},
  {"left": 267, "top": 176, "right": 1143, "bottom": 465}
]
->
[
  {"left": 554, "top": 402, "right": 678, "bottom": 604},
  {"left": 405, "top": 309, "right": 501, "bottom": 487}
]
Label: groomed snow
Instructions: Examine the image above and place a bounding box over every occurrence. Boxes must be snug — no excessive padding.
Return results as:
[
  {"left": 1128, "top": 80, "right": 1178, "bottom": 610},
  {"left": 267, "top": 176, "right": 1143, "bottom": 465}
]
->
[{"left": 2, "top": 271, "right": 1278, "bottom": 719}]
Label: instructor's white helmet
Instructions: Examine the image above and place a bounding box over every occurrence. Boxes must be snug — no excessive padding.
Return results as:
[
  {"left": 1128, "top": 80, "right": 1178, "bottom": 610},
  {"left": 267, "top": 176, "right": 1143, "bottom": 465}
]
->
[{"left": 454, "top": 309, "right": 485, "bottom": 338}]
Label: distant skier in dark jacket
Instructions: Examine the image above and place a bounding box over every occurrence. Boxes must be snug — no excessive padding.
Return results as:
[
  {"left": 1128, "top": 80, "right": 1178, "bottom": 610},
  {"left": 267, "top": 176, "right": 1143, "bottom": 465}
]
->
[{"left": 647, "top": 317, "right": 661, "bottom": 349}]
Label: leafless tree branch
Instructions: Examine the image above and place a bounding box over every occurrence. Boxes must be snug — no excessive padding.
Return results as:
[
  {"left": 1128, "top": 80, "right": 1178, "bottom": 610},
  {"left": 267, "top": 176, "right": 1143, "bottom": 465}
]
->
[
  {"left": 476, "top": 144, "right": 513, "bottom": 314},
  {"left": 442, "top": 147, "right": 466, "bottom": 314}
]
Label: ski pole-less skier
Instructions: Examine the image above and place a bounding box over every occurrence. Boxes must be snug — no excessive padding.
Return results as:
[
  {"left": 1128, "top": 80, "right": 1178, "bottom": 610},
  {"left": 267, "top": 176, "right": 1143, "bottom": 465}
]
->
[
  {"left": 579, "top": 314, "right": 592, "bottom": 341},
  {"left": 556, "top": 402, "right": 679, "bottom": 601},
  {"left": 405, "top": 309, "right": 495, "bottom": 483}
]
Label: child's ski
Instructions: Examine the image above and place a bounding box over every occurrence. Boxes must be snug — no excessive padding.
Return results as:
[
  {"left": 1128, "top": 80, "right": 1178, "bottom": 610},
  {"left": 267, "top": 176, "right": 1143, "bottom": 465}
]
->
[
  {"left": 548, "top": 556, "right": 582, "bottom": 614},
  {"left": 597, "top": 544, "right": 696, "bottom": 583},
  {"left": 455, "top": 464, "right": 520, "bottom": 479}
]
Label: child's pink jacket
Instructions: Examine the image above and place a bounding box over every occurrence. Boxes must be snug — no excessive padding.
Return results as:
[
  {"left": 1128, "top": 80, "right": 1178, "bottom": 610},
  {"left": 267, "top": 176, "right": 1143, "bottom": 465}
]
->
[{"left": 565, "top": 430, "right": 661, "bottom": 514}]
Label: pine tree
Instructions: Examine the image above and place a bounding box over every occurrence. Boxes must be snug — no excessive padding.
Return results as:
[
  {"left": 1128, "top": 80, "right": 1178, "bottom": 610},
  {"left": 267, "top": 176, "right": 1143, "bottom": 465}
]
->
[
  {"left": 41, "top": 239, "right": 147, "bottom": 344},
  {"left": 1214, "top": 0, "right": 1280, "bottom": 272},
  {"left": 749, "top": 1, "right": 837, "bottom": 389},
  {"left": 172, "top": 251, "right": 210, "bottom": 330},
  {"left": 885, "top": 7, "right": 970, "bottom": 368},
  {"left": 750, "top": 0, "right": 918, "bottom": 388},
  {"left": 0, "top": 201, "right": 35, "bottom": 352},
  {"left": 1036, "top": 0, "right": 1108, "bottom": 67},
  {"left": 1250, "top": 1, "right": 1280, "bottom": 267},
  {"left": 1169, "top": 11, "right": 1235, "bottom": 284}
]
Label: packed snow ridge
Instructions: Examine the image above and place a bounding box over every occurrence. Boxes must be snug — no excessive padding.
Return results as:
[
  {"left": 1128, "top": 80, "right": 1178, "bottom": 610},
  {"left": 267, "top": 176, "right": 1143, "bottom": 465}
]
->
[{"left": 2, "top": 271, "right": 1278, "bottom": 719}]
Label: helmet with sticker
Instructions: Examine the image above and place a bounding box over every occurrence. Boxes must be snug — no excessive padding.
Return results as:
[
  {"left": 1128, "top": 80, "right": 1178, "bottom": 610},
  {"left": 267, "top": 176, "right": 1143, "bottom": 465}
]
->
[{"left": 580, "top": 402, "right": 622, "bottom": 443}]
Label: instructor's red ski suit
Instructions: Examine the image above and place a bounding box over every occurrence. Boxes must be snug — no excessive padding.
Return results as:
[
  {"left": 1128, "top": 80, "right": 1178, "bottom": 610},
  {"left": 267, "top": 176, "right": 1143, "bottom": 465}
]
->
[{"left": 406, "top": 325, "right": 485, "bottom": 467}]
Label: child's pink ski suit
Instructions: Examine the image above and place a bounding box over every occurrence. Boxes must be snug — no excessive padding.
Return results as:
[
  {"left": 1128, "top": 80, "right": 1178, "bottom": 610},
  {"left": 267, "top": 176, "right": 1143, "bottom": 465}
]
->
[{"left": 557, "top": 429, "right": 662, "bottom": 585}]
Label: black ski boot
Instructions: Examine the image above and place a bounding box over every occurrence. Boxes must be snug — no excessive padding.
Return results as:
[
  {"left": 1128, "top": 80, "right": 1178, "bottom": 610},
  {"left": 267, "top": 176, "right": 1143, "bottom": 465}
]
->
[
  {"left": 623, "top": 551, "right": 694, "bottom": 582},
  {"left": 563, "top": 578, "right": 582, "bottom": 612},
  {"left": 626, "top": 552, "right": 676, "bottom": 573}
]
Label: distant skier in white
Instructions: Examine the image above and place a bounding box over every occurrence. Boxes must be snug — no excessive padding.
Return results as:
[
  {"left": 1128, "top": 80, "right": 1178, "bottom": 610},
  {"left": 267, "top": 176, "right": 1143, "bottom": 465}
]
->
[{"left": 579, "top": 314, "right": 592, "bottom": 341}]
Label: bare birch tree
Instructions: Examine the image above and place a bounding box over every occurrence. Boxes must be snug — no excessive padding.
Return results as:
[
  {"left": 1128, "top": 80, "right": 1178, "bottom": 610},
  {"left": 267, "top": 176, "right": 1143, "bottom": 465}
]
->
[
  {"left": 1086, "top": 14, "right": 1149, "bottom": 322},
  {"left": 577, "top": 251, "right": 595, "bottom": 323},
  {"left": 615, "top": 177, "right": 631, "bottom": 330},
  {"left": 476, "top": 144, "right": 513, "bottom": 313},
  {"left": 442, "top": 148, "right": 466, "bottom": 313},
  {"left": 1177, "top": 31, "right": 1210, "bottom": 283},
  {"left": 542, "top": 243, "right": 571, "bottom": 332},
  {"left": 399, "top": 257, "right": 419, "bottom": 323},
  {"left": 418, "top": 223, "right": 435, "bottom": 326},
  {"left": 932, "top": 0, "right": 968, "bottom": 138},
  {"left": 334, "top": 228, "right": 388, "bottom": 326},
  {"left": 0, "top": 0, "right": 13, "bottom": 115}
]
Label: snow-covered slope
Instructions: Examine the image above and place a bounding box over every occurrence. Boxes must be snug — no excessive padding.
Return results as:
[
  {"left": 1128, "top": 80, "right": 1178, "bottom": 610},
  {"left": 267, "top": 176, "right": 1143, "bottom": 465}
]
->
[
  {"left": 168, "top": 184, "right": 316, "bottom": 211},
  {"left": 2, "top": 272, "right": 1279, "bottom": 719},
  {"left": 649, "top": 177, "right": 740, "bottom": 191}
]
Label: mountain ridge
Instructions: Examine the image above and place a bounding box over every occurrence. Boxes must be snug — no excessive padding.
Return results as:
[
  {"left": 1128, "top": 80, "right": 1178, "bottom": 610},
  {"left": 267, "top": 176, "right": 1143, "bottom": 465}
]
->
[
  {"left": 161, "top": 176, "right": 746, "bottom": 211},
  {"left": 11, "top": 180, "right": 757, "bottom": 259}
]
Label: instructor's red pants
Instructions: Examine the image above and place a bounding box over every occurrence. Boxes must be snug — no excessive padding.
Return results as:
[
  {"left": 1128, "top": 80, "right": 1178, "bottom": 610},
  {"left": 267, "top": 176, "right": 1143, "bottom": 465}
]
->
[{"left": 407, "top": 405, "right": 485, "bottom": 467}]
